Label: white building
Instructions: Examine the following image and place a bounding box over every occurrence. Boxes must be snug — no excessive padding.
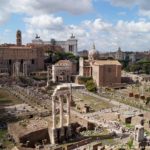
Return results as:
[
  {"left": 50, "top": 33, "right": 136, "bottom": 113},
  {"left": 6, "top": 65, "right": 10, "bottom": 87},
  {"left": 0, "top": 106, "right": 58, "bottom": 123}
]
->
[
  {"left": 115, "top": 47, "right": 126, "bottom": 60},
  {"left": 32, "top": 34, "right": 78, "bottom": 55}
]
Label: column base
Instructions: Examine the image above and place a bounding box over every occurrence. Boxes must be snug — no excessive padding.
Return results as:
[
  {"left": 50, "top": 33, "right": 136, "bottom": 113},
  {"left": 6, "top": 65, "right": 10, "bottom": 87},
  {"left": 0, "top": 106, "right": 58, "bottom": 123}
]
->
[
  {"left": 50, "top": 128, "right": 58, "bottom": 145},
  {"left": 49, "top": 125, "right": 74, "bottom": 144}
]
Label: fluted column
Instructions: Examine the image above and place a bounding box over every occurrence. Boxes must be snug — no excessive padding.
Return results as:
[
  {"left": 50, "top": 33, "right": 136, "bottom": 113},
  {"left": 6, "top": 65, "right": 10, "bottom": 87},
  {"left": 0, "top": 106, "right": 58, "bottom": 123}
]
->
[
  {"left": 59, "top": 96, "right": 63, "bottom": 128},
  {"left": 52, "top": 96, "right": 56, "bottom": 129},
  {"left": 66, "top": 94, "right": 71, "bottom": 126}
]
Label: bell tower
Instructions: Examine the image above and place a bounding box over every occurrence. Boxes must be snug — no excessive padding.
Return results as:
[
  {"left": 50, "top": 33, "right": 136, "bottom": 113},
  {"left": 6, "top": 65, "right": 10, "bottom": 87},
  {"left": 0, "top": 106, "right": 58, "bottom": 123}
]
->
[{"left": 16, "top": 30, "right": 22, "bottom": 46}]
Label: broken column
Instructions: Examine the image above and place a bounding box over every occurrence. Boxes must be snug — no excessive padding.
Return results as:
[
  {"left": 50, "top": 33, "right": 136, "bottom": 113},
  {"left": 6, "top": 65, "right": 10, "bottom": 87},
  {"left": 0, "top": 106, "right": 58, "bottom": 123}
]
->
[
  {"left": 134, "top": 124, "right": 145, "bottom": 149},
  {"left": 13, "top": 61, "right": 20, "bottom": 77},
  {"left": 134, "top": 124, "right": 144, "bottom": 142},
  {"left": 47, "top": 66, "right": 51, "bottom": 87},
  {"left": 23, "top": 61, "right": 28, "bottom": 76}
]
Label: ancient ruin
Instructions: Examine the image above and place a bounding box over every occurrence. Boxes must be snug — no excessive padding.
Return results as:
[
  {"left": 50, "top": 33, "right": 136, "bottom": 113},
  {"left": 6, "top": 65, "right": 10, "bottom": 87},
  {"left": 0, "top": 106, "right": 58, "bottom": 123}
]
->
[
  {"left": 49, "top": 85, "right": 73, "bottom": 145},
  {"left": 13, "top": 61, "right": 20, "bottom": 77},
  {"left": 46, "top": 66, "right": 51, "bottom": 87}
]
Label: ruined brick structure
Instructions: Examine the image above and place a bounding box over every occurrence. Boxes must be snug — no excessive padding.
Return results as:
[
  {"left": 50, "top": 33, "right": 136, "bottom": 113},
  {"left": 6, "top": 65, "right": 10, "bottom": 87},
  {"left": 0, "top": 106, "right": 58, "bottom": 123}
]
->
[
  {"left": 79, "top": 44, "right": 121, "bottom": 87},
  {"left": 0, "top": 30, "right": 44, "bottom": 75}
]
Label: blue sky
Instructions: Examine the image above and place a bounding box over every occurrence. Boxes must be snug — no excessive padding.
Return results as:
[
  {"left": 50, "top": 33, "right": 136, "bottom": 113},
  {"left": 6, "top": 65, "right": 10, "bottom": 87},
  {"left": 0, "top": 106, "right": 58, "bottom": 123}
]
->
[{"left": 0, "top": 0, "right": 150, "bottom": 51}]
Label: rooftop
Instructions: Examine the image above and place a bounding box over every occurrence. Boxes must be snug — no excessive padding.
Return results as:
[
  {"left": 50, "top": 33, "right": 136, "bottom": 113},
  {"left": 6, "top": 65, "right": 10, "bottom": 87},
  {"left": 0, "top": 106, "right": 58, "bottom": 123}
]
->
[
  {"left": 93, "top": 60, "right": 121, "bottom": 66},
  {"left": 55, "top": 60, "right": 72, "bottom": 66}
]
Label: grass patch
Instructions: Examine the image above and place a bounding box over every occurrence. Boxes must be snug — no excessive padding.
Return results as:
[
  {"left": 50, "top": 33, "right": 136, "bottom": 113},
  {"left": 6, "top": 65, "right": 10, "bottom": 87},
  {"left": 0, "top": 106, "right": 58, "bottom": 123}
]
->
[
  {"left": 125, "top": 124, "right": 134, "bottom": 129},
  {"left": 73, "top": 91, "right": 112, "bottom": 111},
  {"left": 0, "top": 88, "right": 21, "bottom": 105},
  {"left": 80, "top": 128, "right": 109, "bottom": 137},
  {"left": 0, "top": 129, "right": 14, "bottom": 149},
  {"left": 0, "top": 129, "right": 7, "bottom": 139},
  {"left": 101, "top": 138, "right": 118, "bottom": 146},
  {"left": 0, "top": 98, "right": 12, "bottom": 104},
  {"left": 145, "top": 129, "right": 150, "bottom": 136}
]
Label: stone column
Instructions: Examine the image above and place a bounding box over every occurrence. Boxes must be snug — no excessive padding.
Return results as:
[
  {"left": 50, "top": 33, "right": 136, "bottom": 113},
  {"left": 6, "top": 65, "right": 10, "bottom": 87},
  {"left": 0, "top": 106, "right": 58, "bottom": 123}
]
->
[
  {"left": 51, "top": 95, "right": 56, "bottom": 145},
  {"left": 59, "top": 96, "right": 63, "bottom": 128},
  {"left": 134, "top": 125, "right": 144, "bottom": 142},
  {"left": 52, "top": 96, "right": 56, "bottom": 129},
  {"left": 15, "top": 61, "right": 20, "bottom": 77},
  {"left": 47, "top": 66, "right": 50, "bottom": 87},
  {"left": 66, "top": 94, "right": 71, "bottom": 126},
  {"left": 52, "top": 65, "right": 56, "bottom": 83},
  {"left": 13, "top": 63, "right": 15, "bottom": 77},
  {"left": 23, "top": 61, "right": 28, "bottom": 77}
]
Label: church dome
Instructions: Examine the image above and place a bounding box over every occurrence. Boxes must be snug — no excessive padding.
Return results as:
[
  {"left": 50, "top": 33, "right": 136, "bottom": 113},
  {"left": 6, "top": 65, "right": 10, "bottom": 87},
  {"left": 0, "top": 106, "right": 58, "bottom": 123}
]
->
[{"left": 88, "top": 44, "right": 99, "bottom": 60}]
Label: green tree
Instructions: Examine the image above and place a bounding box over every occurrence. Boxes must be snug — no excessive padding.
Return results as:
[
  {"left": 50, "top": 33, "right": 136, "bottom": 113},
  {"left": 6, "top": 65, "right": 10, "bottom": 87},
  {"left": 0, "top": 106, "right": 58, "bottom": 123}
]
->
[
  {"left": 130, "top": 64, "right": 141, "bottom": 73},
  {"left": 142, "top": 64, "right": 150, "bottom": 74},
  {"left": 85, "top": 80, "right": 97, "bottom": 92},
  {"left": 78, "top": 76, "right": 92, "bottom": 84}
]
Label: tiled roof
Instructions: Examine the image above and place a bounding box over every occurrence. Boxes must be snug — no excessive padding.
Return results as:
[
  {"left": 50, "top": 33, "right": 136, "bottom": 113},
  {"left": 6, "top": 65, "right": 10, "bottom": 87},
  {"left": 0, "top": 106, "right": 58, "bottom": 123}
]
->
[
  {"left": 93, "top": 60, "right": 121, "bottom": 66},
  {"left": 55, "top": 60, "right": 72, "bottom": 66}
]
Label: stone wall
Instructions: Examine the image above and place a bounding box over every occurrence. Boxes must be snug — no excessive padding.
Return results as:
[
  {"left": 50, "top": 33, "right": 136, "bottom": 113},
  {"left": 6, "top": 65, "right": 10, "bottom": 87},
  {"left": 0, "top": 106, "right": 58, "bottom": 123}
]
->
[
  {"left": 71, "top": 114, "right": 95, "bottom": 130},
  {"left": 0, "top": 46, "right": 44, "bottom": 75}
]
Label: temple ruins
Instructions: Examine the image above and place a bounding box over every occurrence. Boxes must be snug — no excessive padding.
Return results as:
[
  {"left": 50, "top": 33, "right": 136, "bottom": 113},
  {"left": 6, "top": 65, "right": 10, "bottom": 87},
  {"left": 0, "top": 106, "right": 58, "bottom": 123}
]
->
[{"left": 49, "top": 85, "right": 73, "bottom": 145}]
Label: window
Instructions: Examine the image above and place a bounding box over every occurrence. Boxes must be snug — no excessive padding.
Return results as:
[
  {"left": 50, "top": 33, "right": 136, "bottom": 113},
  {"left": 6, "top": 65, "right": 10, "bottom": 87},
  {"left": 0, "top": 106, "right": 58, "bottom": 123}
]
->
[
  {"left": 9, "top": 59, "right": 12, "bottom": 65},
  {"left": 69, "top": 45, "right": 73, "bottom": 52},
  {"left": 31, "top": 59, "right": 35, "bottom": 64},
  {"left": 21, "top": 59, "right": 23, "bottom": 64}
]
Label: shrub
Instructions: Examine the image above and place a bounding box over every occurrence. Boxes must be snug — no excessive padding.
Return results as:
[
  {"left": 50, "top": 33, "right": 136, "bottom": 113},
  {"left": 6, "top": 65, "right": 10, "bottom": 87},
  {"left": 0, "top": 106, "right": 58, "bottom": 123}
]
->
[
  {"left": 85, "top": 80, "right": 97, "bottom": 93},
  {"left": 78, "top": 76, "right": 92, "bottom": 84}
]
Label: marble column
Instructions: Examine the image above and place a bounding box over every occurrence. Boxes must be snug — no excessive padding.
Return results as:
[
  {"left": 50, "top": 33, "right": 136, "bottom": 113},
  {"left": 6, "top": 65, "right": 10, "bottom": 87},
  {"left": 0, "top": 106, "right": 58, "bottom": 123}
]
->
[
  {"left": 23, "top": 61, "right": 28, "bottom": 77},
  {"left": 59, "top": 96, "right": 63, "bottom": 128},
  {"left": 47, "top": 67, "right": 50, "bottom": 87},
  {"left": 66, "top": 94, "right": 71, "bottom": 126},
  {"left": 52, "top": 96, "right": 56, "bottom": 129}
]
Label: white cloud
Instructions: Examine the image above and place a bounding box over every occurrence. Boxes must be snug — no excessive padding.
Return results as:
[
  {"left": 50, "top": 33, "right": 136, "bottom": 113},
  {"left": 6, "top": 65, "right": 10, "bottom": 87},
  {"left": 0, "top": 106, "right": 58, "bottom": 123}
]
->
[
  {"left": 116, "top": 20, "right": 150, "bottom": 32},
  {"left": 108, "top": 0, "right": 137, "bottom": 7},
  {"left": 0, "top": 0, "right": 93, "bottom": 24},
  {"left": 0, "top": 0, "right": 11, "bottom": 24},
  {"left": 83, "top": 19, "right": 112, "bottom": 32},
  {"left": 24, "top": 15, "right": 64, "bottom": 30},
  {"left": 108, "top": 0, "right": 150, "bottom": 17},
  {"left": 10, "top": 0, "right": 93, "bottom": 15},
  {"left": 23, "top": 16, "right": 150, "bottom": 51}
]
